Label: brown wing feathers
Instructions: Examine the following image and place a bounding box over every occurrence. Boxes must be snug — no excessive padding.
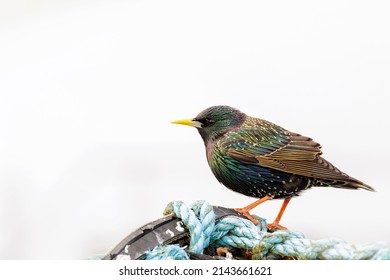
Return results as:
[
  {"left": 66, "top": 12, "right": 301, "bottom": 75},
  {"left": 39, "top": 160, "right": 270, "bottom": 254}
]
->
[{"left": 229, "top": 130, "right": 374, "bottom": 191}]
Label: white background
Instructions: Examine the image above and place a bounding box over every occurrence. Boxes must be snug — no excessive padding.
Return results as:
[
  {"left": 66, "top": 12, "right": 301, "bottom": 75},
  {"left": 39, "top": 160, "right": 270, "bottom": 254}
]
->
[{"left": 0, "top": 0, "right": 389, "bottom": 259}]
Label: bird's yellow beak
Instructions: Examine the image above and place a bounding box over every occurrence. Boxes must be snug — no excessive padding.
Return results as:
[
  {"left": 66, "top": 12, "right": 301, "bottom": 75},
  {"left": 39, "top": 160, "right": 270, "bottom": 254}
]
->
[{"left": 171, "top": 119, "right": 203, "bottom": 128}]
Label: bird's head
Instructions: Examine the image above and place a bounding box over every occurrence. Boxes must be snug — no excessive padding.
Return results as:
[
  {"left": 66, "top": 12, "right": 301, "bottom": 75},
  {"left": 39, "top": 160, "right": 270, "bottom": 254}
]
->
[{"left": 172, "top": 105, "right": 246, "bottom": 144}]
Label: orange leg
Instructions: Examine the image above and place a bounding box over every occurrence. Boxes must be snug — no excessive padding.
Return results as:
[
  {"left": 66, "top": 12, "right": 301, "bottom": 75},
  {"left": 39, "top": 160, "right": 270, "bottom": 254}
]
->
[
  {"left": 267, "top": 198, "right": 291, "bottom": 231},
  {"left": 234, "top": 195, "right": 272, "bottom": 224}
]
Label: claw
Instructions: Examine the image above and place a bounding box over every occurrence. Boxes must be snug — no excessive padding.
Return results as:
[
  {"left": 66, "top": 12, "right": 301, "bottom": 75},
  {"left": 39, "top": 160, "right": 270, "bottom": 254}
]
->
[
  {"left": 266, "top": 198, "right": 291, "bottom": 231},
  {"left": 267, "top": 221, "right": 288, "bottom": 231},
  {"left": 234, "top": 208, "right": 260, "bottom": 224},
  {"left": 235, "top": 196, "right": 292, "bottom": 231}
]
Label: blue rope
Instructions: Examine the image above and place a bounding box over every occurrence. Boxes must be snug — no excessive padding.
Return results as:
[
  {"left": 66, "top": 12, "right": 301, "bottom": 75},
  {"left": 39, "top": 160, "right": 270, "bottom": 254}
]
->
[
  {"left": 210, "top": 216, "right": 264, "bottom": 249},
  {"left": 145, "top": 245, "right": 189, "bottom": 260},
  {"left": 190, "top": 200, "right": 215, "bottom": 248},
  {"left": 144, "top": 200, "right": 390, "bottom": 260},
  {"left": 253, "top": 231, "right": 390, "bottom": 260},
  {"left": 162, "top": 200, "right": 206, "bottom": 254}
]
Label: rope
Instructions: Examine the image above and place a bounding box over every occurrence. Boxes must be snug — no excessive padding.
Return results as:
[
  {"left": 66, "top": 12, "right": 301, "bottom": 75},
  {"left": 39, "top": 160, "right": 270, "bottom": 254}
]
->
[
  {"left": 145, "top": 200, "right": 390, "bottom": 260},
  {"left": 253, "top": 231, "right": 390, "bottom": 260},
  {"left": 210, "top": 216, "right": 263, "bottom": 249},
  {"left": 145, "top": 245, "right": 189, "bottom": 260},
  {"left": 189, "top": 200, "right": 215, "bottom": 248},
  {"left": 163, "top": 200, "right": 207, "bottom": 254}
]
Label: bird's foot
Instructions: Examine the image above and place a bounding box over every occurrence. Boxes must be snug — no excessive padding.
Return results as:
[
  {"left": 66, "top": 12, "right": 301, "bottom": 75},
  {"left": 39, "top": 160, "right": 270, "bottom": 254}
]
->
[
  {"left": 234, "top": 208, "right": 260, "bottom": 224},
  {"left": 266, "top": 221, "right": 288, "bottom": 231},
  {"left": 266, "top": 198, "right": 291, "bottom": 231}
]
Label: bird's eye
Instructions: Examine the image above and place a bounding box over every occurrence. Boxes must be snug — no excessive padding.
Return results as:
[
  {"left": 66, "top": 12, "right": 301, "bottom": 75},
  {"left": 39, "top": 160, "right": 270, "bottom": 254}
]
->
[{"left": 204, "top": 118, "right": 215, "bottom": 126}]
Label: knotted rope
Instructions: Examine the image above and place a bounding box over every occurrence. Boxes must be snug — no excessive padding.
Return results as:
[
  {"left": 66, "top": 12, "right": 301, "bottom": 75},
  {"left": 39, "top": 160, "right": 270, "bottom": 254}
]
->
[{"left": 145, "top": 200, "right": 390, "bottom": 260}]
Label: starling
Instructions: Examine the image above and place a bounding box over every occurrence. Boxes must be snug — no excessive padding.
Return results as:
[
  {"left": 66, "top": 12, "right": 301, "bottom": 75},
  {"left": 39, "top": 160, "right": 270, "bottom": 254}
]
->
[{"left": 172, "top": 106, "right": 374, "bottom": 230}]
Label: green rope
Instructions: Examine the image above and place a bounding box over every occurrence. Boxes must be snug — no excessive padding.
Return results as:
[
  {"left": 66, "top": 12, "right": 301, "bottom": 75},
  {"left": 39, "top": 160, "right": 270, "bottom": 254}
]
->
[{"left": 145, "top": 200, "right": 390, "bottom": 260}]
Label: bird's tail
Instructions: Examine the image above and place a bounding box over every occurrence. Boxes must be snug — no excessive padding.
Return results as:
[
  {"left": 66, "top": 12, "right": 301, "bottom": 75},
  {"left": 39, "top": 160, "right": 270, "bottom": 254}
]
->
[{"left": 313, "top": 177, "right": 375, "bottom": 191}]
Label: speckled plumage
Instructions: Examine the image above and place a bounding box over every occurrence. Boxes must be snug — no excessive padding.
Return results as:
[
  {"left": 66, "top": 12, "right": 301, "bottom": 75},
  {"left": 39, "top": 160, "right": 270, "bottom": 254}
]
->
[{"left": 172, "top": 105, "right": 374, "bottom": 229}]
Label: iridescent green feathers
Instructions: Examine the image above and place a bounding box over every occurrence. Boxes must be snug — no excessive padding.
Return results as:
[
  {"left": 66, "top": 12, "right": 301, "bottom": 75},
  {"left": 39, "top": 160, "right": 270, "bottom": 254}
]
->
[{"left": 192, "top": 106, "right": 374, "bottom": 194}]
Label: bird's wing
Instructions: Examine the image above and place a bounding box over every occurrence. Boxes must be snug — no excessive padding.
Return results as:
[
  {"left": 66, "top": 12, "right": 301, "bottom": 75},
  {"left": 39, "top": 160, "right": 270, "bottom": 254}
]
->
[{"left": 220, "top": 124, "right": 349, "bottom": 180}]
